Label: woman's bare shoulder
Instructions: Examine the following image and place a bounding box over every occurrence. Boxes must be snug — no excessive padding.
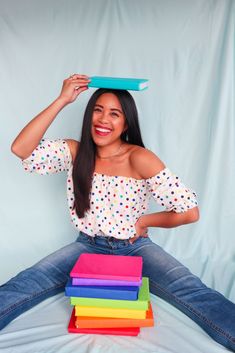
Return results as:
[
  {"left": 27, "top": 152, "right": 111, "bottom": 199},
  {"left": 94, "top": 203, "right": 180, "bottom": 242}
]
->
[
  {"left": 64, "top": 139, "right": 80, "bottom": 163},
  {"left": 129, "top": 145, "right": 165, "bottom": 179}
]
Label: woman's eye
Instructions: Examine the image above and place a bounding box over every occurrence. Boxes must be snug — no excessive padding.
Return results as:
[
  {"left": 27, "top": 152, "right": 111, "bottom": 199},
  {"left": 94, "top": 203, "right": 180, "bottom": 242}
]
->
[
  {"left": 111, "top": 112, "right": 119, "bottom": 117},
  {"left": 94, "top": 108, "right": 102, "bottom": 112}
]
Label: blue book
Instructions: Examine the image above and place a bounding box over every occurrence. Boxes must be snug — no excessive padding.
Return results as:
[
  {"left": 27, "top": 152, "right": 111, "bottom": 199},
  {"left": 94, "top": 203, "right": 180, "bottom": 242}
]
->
[
  {"left": 88, "top": 76, "right": 149, "bottom": 91},
  {"left": 65, "top": 278, "right": 139, "bottom": 300}
]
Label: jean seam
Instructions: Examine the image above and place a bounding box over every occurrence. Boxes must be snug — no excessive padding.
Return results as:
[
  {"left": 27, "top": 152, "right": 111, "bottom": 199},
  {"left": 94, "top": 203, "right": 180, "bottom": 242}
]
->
[
  {"left": 0, "top": 282, "right": 64, "bottom": 319},
  {"left": 150, "top": 278, "right": 235, "bottom": 343}
]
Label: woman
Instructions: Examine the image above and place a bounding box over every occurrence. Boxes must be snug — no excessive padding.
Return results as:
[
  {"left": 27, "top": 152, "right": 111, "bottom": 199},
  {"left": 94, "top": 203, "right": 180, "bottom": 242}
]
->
[{"left": 4, "top": 74, "right": 235, "bottom": 351}]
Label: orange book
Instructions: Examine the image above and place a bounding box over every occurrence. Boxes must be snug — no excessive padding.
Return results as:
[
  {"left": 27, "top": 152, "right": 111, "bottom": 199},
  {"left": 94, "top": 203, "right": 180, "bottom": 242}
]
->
[
  {"left": 68, "top": 308, "right": 140, "bottom": 336},
  {"left": 75, "top": 303, "right": 154, "bottom": 328}
]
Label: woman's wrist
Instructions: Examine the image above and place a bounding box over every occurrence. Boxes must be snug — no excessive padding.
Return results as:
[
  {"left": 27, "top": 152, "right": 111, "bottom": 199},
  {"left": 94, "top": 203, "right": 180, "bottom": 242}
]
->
[
  {"left": 54, "top": 96, "right": 71, "bottom": 107},
  {"left": 138, "top": 214, "right": 148, "bottom": 228}
]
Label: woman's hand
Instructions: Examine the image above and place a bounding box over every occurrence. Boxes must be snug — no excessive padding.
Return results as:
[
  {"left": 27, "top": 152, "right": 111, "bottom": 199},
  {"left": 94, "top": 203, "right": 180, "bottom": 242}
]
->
[
  {"left": 57, "top": 74, "right": 90, "bottom": 104},
  {"left": 129, "top": 216, "right": 149, "bottom": 244}
]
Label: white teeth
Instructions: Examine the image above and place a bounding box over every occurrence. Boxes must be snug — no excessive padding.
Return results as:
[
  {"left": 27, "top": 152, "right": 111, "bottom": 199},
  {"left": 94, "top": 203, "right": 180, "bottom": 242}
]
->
[{"left": 96, "top": 127, "right": 111, "bottom": 133}]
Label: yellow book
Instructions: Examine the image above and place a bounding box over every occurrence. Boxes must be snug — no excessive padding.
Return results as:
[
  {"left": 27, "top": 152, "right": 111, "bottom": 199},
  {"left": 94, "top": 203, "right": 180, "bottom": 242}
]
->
[{"left": 75, "top": 305, "right": 147, "bottom": 319}]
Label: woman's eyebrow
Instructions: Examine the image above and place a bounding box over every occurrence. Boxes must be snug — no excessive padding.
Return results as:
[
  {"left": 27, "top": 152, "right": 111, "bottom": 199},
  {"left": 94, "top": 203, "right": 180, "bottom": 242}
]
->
[{"left": 110, "top": 108, "right": 123, "bottom": 114}]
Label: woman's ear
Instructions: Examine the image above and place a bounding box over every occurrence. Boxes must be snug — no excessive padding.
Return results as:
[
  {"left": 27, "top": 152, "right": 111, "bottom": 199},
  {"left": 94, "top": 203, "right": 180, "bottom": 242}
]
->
[{"left": 123, "top": 122, "right": 128, "bottom": 132}]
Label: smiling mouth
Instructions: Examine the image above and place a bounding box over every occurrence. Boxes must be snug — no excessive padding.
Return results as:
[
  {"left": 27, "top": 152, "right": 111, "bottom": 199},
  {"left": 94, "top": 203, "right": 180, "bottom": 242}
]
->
[{"left": 94, "top": 127, "right": 112, "bottom": 136}]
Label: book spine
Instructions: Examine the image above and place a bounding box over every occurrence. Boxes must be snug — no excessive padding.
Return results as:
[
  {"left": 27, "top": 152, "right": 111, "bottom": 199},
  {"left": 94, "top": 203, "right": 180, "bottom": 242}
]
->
[
  {"left": 88, "top": 79, "right": 141, "bottom": 90},
  {"left": 72, "top": 273, "right": 141, "bottom": 281},
  {"left": 66, "top": 288, "right": 138, "bottom": 300}
]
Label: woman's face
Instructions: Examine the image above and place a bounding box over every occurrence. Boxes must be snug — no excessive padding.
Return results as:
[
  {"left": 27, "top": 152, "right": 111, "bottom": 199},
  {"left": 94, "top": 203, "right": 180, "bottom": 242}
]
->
[{"left": 91, "top": 93, "right": 127, "bottom": 147}]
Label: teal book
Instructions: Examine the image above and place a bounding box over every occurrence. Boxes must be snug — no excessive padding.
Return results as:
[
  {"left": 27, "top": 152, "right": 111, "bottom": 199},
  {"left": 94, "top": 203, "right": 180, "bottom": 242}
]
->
[
  {"left": 70, "top": 277, "right": 150, "bottom": 310},
  {"left": 88, "top": 76, "right": 149, "bottom": 91}
]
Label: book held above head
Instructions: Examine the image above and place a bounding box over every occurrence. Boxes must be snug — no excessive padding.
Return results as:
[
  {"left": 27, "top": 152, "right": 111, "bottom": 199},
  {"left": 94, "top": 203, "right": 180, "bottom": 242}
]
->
[{"left": 88, "top": 76, "right": 149, "bottom": 91}]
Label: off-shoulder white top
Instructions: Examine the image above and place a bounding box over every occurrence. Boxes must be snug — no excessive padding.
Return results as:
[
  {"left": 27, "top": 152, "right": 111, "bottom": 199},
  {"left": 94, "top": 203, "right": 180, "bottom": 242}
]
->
[{"left": 22, "top": 139, "right": 198, "bottom": 239}]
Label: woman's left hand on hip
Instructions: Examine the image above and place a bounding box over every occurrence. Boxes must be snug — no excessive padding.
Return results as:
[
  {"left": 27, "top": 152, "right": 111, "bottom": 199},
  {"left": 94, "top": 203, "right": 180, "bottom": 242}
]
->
[{"left": 129, "top": 217, "right": 148, "bottom": 244}]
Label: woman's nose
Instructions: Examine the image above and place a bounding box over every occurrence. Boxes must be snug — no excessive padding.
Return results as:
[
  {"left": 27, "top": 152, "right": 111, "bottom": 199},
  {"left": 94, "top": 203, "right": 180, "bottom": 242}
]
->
[{"left": 98, "top": 111, "right": 109, "bottom": 123}]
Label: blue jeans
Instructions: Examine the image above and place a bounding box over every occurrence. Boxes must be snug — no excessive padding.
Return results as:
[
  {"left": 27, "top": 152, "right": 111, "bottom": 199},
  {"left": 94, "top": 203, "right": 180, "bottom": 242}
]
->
[{"left": 0, "top": 231, "right": 234, "bottom": 351}]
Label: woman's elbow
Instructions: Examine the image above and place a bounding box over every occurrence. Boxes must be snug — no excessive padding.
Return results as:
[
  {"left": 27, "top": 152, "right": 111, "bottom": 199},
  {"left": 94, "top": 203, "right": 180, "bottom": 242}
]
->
[
  {"left": 186, "top": 206, "right": 200, "bottom": 223},
  {"left": 11, "top": 144, "right": 24, "bottom": 159}
]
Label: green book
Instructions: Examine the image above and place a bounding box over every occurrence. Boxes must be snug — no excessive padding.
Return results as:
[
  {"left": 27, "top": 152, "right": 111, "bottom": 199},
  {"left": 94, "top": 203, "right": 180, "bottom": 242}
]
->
[{"left": 70, "top": 277, "right": 150, "bottom": 310}]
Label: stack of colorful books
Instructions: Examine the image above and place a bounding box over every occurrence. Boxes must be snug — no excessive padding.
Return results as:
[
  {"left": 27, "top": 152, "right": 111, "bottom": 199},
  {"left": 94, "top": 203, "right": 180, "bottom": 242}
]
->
[{"left": 65, "top": 253, "right": 154, "bottom": 336}]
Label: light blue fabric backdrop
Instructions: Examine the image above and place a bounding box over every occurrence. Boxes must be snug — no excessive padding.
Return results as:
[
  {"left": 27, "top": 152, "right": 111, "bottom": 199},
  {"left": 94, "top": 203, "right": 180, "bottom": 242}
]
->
[{"left": 0, "top": 1, "right": 234, "bottom": 352}]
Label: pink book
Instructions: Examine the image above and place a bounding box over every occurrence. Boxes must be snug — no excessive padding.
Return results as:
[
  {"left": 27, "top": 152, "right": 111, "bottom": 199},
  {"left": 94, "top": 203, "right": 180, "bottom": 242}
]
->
[{"left": 70, "top": 253, "right": 143, "bottom": 281}]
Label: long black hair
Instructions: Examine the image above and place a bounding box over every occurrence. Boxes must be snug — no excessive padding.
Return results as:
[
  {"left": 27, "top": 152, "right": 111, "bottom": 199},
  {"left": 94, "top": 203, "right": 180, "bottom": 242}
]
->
[{"left": 72, "top": 88, "right": 145, "bottom": 218}]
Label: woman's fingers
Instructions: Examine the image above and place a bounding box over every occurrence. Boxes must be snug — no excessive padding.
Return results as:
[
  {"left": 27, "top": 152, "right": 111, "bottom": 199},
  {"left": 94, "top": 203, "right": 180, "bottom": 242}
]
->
[
  {"left": 58, "top": 74, "right": 90, "bottom": 104},
  {"left": 74, "top": 85, "right": 89, "bottom": 93},
  {"left": 72, "top": 81, "right": 90, "bottom": 92},
  {"left": 129, "top": 234, "right": 139, "bottom": 244},
  {"left": 134, "top": 217, "right": 148, "bottom": 237},
  {"left": 68, "top": 74, "right": 90, "bottom": 81},
  {"left": 69, "top": 76, "right": 91, "bottom": 91},
  {"left": 71, "top": 80, "right": 90, "bottom": 88},
  {"left": 130, "top": 220, "right": 149, "bottom": 244}
]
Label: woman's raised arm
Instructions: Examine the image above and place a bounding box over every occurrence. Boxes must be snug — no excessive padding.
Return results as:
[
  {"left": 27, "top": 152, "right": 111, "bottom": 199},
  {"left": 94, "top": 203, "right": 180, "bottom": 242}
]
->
[{"left": 11, "top": 74, "right": 90, "bottom": 160}]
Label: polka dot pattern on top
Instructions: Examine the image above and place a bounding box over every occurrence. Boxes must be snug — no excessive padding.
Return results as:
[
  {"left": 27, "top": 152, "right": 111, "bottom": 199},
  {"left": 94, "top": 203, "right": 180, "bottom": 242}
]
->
[{"left": 22, "top": 139, "right": 198, "bottom": 239}]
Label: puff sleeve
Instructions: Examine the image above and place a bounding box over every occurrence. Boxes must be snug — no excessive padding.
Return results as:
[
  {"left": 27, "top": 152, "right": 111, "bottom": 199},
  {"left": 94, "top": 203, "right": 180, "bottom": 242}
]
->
[
  {"left": 21, "top": 138, "right": 72, "bottom": 175},
  {"left": 146, "top": 167, "right": 198, "bottom": 213}
]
